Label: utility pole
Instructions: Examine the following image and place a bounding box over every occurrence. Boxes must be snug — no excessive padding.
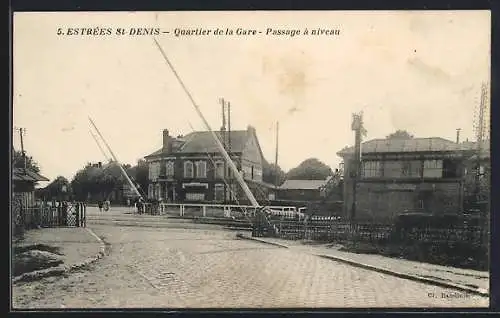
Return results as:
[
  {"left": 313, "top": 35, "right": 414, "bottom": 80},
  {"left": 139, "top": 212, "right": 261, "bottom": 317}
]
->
[
  {"left": 274, "top": 121, "right": 279, "bottom": 193},
  {"left": 219, "top": 97, "right": 227, "bottom": 203},
  {"left": 227, "top": 101, "right": 232, "bottom": 203},
  {"left": 473, "top": 81, "right": 489, "bottom": 257},
  {"left": 350, "top": 112, "right": 364, "bottom": 238},
  {"left": 15, "top": 127, "right": 27, "bottom": 171},
  {"left": 475, "top": 83, "right": 487, "bottom": 204}
]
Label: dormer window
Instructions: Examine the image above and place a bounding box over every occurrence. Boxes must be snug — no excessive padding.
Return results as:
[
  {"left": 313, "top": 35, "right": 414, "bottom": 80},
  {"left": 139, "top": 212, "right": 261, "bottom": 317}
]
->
[{"left": 184, "top": 161, "right": 194, "bottom": 178}]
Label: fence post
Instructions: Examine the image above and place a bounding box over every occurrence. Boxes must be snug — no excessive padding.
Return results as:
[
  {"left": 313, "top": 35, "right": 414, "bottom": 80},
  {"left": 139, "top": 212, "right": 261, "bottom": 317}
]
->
[
  {"left": 83, "top": 203, "right": 87, "bottom": 227},
  {"left": 75, "top": 203, "right": 80, "bottom": 227},
  {"left": 57, "top": 205, "right": 62, "bottom": 226}
]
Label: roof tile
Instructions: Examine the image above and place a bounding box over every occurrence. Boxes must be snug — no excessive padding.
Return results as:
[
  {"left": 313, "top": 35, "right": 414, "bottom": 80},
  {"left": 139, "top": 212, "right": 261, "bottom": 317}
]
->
[
  {"left": 338, "top": 137, "right": 464, "bottom": 156},
  {"left": 145, "top": 130, "right": 249, "bottom": 158}
]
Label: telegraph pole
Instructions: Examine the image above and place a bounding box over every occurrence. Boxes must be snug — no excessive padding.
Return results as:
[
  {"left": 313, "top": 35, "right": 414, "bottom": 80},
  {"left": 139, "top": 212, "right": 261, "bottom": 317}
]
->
[
  {"left": 219, "top": 97, "right": 227, "bottom": 203},
  {"left": 227, "top": 101, "right": 232, "bottom": 203},
  {"left": 350, "top": 112, "right": 364, "bottom": 237},
  {"left": 15, "top": 127, "right": 27, "bottom": 171},
  {"left": 274, "top": 121, "right": 279, "bottom": 192}
]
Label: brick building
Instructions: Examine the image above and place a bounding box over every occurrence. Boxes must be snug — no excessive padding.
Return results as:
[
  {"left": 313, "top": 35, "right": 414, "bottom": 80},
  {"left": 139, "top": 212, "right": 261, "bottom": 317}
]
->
[
  {"left": 337, "top": 137, "right": 478, "bottom": 221},
  {"left": 144, "top": 126, "right": 273, "bottom": 203}
]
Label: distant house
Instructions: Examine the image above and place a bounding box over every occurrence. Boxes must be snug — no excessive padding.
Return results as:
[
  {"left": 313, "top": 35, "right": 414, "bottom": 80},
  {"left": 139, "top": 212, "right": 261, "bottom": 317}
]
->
[
  {"left": 12, "top": 167, "right": 49, "bottom": 207},
  {"left": 337, "top": 137, "right": 480, "bottom": 221},
  {"left": 144, "top": 126, "right": 273, "bottom": 203},
  {"left": 278, "top": 179, "right": 331, "bottom": 201}
]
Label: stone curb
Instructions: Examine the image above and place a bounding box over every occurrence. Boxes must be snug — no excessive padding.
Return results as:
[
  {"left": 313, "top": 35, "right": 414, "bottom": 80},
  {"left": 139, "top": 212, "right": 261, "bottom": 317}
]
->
[
  {"left": 12, "top": 228, "right": 106, "bottom": 284},
  {"left": 318, "top": 255, "right": 489, "bottom": 298},
  {"left": 236, "top": 234, "right": 489, "bottom": 298},
  {"left": 235, "top": 234, "right": 289, "bottom": 248}
]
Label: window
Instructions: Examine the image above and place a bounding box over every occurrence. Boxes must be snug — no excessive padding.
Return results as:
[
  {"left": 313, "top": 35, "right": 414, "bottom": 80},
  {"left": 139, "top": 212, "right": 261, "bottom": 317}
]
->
[
  {"left": 226, "top": 184, "right": 237, "bottom": 201},
  {"left": 155, "top": 184, "right": 162, "bottom": 199},
  {"left": 148, "top": 184, "right": 154, "bottom": 199},
  {"left": 165, "top": 161, "right": 174, "bottom": 177},
  {"left": 423, "top": 160, "right": 443, "bottom": 178},
  {"left": 186, "top": 193, "right": 204, "bottom": 201},
  {"left": 184, "top": 161, "right": 194, "bottom": 178},
  {"left": 402, "top": 160, "right": 421, "bottom": 178},
  {"left": 362, "top": 161, "right": 381, "bottom": 178},
  {"left": 383, "top": 161, "right": 404, "bottom": 178},
  {"left": 215, "top": 162, "right": 224, "bottom": 179},
  {"left": 195, "top": 161, "right": 207, "bottom": 178},
  {"left": 214, "top": 184, "right": 224, "bottom": 201},
  {"left": 443, "top": 159, "right": 459, "bottom": 178},
  {"left": 149, "top": 162, "right": 160, "bottom": 180},
  {"left": 226, "top": 165, "right": 233, "bottom": 178}
]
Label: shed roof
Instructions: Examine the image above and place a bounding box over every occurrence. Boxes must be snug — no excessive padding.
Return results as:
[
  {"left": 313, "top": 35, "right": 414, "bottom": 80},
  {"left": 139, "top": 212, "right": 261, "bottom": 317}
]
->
[
  {"left": 279, "top": 179, "right": 329, "bottom": 190},
  {"left": 12, "top": 168, "right": 49, "bottom": 182}
]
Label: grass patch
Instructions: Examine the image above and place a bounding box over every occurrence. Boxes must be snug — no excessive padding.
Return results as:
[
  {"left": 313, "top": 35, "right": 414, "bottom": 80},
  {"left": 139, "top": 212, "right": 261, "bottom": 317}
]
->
[
  {"left": 13, "top": 244, "right": 63, "bottom": 256},
  {"left": 13, "top": 244, "right": 65, "bottom": 276}
]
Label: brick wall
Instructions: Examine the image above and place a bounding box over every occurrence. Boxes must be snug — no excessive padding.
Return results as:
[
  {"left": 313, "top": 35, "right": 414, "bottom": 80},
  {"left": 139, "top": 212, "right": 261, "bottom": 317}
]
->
[{"left": 343, "top": 180, "right": 461, "bottom": 221}]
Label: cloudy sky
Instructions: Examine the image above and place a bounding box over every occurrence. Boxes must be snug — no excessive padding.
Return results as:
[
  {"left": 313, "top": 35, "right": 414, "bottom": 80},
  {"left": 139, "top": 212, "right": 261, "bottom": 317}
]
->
[{"left": 13, "top": 10, "right": 490, "bottom": 183}]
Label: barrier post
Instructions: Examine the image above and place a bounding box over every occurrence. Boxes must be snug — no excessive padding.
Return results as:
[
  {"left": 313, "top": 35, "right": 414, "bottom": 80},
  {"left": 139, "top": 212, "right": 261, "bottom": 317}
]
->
[{"left": 75, "top": 203, "right": 80, "bottom": 227}]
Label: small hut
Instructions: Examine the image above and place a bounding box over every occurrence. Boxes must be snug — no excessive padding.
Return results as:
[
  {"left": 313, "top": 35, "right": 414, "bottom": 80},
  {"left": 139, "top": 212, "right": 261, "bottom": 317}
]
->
[{"left": 12, "top": 167, "right": 49, "bottom": 207}]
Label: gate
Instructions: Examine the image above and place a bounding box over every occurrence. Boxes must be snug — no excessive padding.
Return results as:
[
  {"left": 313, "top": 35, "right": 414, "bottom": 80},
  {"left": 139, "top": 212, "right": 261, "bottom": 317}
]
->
[{"left": 13, "top": 201, "right": 87, "bottom": 234}]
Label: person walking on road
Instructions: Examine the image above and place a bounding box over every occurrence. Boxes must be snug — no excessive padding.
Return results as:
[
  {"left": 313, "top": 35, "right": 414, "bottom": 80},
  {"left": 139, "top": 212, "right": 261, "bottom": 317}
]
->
[{"left": 98, "top": 200, "right": 103, "bottom": 212}]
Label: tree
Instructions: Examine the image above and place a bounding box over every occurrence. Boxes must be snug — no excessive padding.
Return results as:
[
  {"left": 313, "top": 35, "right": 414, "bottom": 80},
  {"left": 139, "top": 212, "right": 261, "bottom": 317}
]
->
[
  {"left": 386, "top": 130, "right": 414, "bottom": 139},
  {"left": 38, "top": 176, "right": 71, "bottom": 200},
  {"left": 71, "top": 163, "right": 122, "bottom": 201},
  {"left": 12, "top": 150, "right": 40, "bottom": 173},
  {"left": 262, "top": 160, "right": 286, "bottom": 186},
  {"left": 126, "top": 159, "right": 149, "bottom": 195},
  {"left": 286, "top": 158, "right": 333, "bottom": 180}
]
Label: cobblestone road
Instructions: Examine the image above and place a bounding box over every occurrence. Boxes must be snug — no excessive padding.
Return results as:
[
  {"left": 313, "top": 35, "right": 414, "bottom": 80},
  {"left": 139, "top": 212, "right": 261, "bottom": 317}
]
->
[{"left": 13, "top": 224, "right": 489, "bottom": 309}]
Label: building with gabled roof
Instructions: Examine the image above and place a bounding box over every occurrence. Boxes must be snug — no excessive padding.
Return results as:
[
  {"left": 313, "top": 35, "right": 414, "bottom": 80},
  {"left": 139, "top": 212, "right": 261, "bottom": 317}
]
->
[
  {"left": 12, "top": 167, "right": 49, "bottom": 207},
  {"left": 144, "top": 125, "right": 271, "bottom": 203},
  {"left": 337, "top": 136, "right": 484, "bottom": 222}
]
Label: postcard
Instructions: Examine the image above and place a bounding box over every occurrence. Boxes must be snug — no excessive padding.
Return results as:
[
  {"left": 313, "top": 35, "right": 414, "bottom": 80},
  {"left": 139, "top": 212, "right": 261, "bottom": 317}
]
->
[{"left": 11, "top": 10, "right": 491, "bottom": 309}]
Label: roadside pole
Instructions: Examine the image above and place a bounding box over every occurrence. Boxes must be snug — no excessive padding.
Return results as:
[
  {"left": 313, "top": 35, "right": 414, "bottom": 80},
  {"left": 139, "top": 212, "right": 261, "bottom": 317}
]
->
[{"left": 350, "top": 112, "right": 364, "bottom": 244}]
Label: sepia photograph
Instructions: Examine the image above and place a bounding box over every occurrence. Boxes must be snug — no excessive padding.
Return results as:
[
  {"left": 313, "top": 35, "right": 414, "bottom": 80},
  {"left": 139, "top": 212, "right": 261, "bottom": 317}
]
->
[{"left": 11, "top": 10, "right": 491, "bottom": 309}]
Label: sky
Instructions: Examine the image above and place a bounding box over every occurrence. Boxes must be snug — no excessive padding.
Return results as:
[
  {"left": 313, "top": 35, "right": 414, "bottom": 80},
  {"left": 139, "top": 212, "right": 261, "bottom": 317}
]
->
[{"left": 13, "top": 10, "right": 490, "bottom": 184}]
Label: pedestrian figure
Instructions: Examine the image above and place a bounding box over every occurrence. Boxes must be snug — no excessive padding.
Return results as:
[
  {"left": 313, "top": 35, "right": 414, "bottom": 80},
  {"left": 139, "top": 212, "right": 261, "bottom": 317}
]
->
[
  {"left": 104, "top": 199, "right": 110, "bottom": 212},
  {"left": 137, "top": 198, "right": 143, "bottom": 214},
  {"left": 98, "top": 200, "right": 103, "bottom": 212}
]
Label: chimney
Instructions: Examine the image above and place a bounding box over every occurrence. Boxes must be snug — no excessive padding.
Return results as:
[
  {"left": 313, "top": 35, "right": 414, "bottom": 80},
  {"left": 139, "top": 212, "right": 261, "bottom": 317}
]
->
[
  {"left": 247, "top": 125, "right": 256, "bottom": 133},
  {"left": 163, "top": 129, "right": 173, "bottom": 153},
  {"left": 456, "top": 128, "right": 461, "bottom": 144}
]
